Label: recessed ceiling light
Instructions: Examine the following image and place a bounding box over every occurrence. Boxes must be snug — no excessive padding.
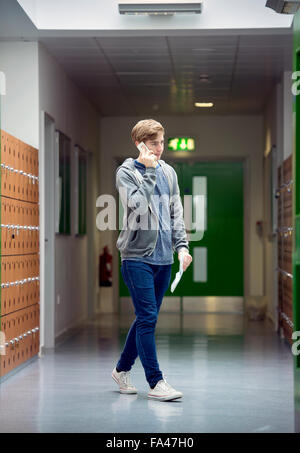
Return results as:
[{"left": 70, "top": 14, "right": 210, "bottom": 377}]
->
[
  {"left": 198, "top": 75, "right": 211, "bottom": 83},
  {"left": 192, "top": 48, "right": 216, "bottom": 52},
  {"left": 194, "top": 102, "right": 214, "bottom": 107}
]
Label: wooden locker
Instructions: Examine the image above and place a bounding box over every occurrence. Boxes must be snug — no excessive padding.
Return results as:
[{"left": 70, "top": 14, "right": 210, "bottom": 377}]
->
[{"left": 1, "top": 132, "right": 40, "bottom": 378}]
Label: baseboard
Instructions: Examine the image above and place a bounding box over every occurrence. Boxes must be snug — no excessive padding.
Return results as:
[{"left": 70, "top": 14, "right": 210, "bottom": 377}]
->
[
  {"left": 266, "top": 310, "right": 276, "bottom": 330},
  {"left": 54, "top": 317, "right": 87, "bottom": 348},
  {"left": 0, "top": 355, "right": 38, "bottom": 384}
]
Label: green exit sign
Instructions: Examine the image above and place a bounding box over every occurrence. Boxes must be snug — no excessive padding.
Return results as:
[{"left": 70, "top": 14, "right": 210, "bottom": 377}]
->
[{"left": 168, "top": 137, "right": 195, "bottom": 151}]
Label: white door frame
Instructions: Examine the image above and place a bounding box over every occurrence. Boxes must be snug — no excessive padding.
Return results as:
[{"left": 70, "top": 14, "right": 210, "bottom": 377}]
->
[{"left": 39, "top": 110, "right": 56, "bottom": 352}]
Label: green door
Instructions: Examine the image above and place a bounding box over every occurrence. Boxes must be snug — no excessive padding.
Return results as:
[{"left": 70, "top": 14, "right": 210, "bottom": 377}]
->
[
  {"left": 119, "top": 161, "right": 244, "bottom": 300},
  {"left": 165, "top": 161, "right": 244, "bottom": 298}
]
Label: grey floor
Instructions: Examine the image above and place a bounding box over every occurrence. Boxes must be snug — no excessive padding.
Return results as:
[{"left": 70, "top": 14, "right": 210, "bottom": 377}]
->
[{"left": 0, "top": 312, "right": 296, "bottom": 433}]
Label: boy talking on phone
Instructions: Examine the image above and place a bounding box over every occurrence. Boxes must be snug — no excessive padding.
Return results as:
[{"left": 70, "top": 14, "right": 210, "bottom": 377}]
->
[{"left": 112, "top": 119, "right": 192, "bottom": 401}]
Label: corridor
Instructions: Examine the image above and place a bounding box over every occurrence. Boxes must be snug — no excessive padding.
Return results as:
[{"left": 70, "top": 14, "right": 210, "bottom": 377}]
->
[
  {"left": 0, "top": 0, "right": 300, "bottom": 435},
  {"left": 0, "top": 313, "right": 294, "bottom": 433}
]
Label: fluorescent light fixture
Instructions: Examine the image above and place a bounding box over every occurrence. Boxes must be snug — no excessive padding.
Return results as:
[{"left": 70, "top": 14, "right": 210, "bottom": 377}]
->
[
  {"left": 198, "top": 74, "right": 211, "bottom": 83},
  {"left": 118, "top": 0, "right": 202, "bottom": 15},
  {"left": 192, "top": 48, "right": 216, "bottom": 52},
  {"left": 265, "top": 0, "right": 300, "bottom": 13},
  {"left": 194, "top": 102, "right": 213, "bottom": 107}
]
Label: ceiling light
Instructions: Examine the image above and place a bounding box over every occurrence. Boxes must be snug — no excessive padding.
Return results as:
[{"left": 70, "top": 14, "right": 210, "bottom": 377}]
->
[
  {"left": 265, "top": 0, "right": 300, "bottom": 14},
  {"left": 194, "top": 102, "right": 213, "bottom": 107},
  {"left": 192, "top": 48, "right": 216, "bottom": 52},
  {"left": 198, "top": 74, "right": 211, "bottom": 82},
  {"left": 118, "top": 1, "right": 202, "bottom": 15}
]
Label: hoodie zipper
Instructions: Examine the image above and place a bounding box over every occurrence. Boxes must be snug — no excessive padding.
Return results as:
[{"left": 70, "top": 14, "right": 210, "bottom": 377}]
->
[
  {"left": 132, "top": 166, "right": 159, "bottom": 255},
  {"left": 159, "top": 161, "right": 173, "bottom": 199},
  {"left": 148, "top": 205, "right": 159, "bottom": 255}
]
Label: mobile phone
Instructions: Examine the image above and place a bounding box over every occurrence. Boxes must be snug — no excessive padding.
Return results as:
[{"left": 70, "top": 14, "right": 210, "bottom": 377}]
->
[{"left": 137, "top": 141, "right": 151, "bottom": 153}]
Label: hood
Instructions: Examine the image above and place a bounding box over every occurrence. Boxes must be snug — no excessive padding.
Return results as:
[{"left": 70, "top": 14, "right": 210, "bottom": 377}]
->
[
  {"left": 116, "top": 157, "right": 167, "bottom": 174},
  {"left": 116, "top": 157, "right": 135, "bottom": 174}
]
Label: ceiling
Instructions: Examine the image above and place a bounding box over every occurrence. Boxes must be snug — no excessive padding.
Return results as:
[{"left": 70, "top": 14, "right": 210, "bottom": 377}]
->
[
  {"left": 0, "top": 0, "right": 293, "bottom": 117},
  {"left": 39, "top": 33, "right": 293, "bottom": 116}
]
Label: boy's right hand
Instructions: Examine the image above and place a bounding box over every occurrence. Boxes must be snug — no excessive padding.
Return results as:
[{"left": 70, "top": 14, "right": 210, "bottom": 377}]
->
[{"left": 137, "top": 143, "right": 157, "bottom": 168}]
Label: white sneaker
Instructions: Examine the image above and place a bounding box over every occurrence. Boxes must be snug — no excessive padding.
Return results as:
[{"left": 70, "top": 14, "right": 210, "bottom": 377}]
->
[
  {"left": 148, "top": 378, "right": 183, "bottom": 401},
  {"left": 112, "top": 367, "right": 138, "bottom": 394}
]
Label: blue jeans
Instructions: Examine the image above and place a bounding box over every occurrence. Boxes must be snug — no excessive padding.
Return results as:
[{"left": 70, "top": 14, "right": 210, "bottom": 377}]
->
[{"left": 117, "top": 260, "right": 172, "bottom": 388}]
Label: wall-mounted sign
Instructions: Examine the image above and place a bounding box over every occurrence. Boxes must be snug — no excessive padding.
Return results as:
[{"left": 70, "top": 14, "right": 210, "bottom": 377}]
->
[{"left": 168, "top": 137, "right": 195, "bottom": 151}]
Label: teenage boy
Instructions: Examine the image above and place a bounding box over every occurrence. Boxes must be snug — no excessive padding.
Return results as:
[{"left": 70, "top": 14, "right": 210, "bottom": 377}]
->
[{"left": 112, "top": 119, "right": 192, "bottom": 401}]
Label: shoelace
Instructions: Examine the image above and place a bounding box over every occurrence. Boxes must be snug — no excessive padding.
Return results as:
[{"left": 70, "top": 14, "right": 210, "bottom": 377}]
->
[
  {"left": 159, "top": 375, "right": 173, "bottom": 391},
  {"left": 119, "top": 371, "right": 133, "bottom": 387}
]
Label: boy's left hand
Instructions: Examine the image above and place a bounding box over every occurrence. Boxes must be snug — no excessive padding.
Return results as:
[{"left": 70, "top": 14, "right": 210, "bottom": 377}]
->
[{"left": 178, "top": 248, "right": 193, "bottom": 272}]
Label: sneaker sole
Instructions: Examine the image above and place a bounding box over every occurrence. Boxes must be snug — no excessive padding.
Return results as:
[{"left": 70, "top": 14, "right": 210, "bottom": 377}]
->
[
  {"left": 112, "top": 373, "right": 138, "bottom": 394},
  {"left": 148, "top": 393, "right": 183, "bottom": 402}
]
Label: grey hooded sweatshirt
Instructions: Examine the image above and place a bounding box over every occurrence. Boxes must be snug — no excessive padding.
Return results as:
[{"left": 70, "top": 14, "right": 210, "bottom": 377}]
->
[{"left": 116, "top": 157, "right": 189, "bottom": 260}]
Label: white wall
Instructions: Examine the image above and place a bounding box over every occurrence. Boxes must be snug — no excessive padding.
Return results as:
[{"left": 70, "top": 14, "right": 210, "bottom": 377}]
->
[
  {"left": 0, "top": 40, "right": 101, "bottom": 342},
  {"left": 38, "top": 43, "right": 101, "bottom": 339},
  {"left": 99, "top": 115, "right": 264, "bottom": 313},
  {"left": 0, "top": 41, "right": 39, "bottom": 148}
]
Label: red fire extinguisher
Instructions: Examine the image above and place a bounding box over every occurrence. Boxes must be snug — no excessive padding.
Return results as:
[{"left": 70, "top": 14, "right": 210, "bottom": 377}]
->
[{"left": 99, "top": 246, "right": 112, "bottom": 287}]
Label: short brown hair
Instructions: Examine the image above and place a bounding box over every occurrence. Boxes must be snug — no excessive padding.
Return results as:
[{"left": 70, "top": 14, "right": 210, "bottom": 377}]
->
[{"left": 131, "top": 119, "right": 164, "bottom": 144}]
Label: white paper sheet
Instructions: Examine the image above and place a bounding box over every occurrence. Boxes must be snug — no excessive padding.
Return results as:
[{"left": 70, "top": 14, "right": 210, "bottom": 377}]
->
[{"left": 170, "top": 255, "right": 184, "bottom": 293}]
